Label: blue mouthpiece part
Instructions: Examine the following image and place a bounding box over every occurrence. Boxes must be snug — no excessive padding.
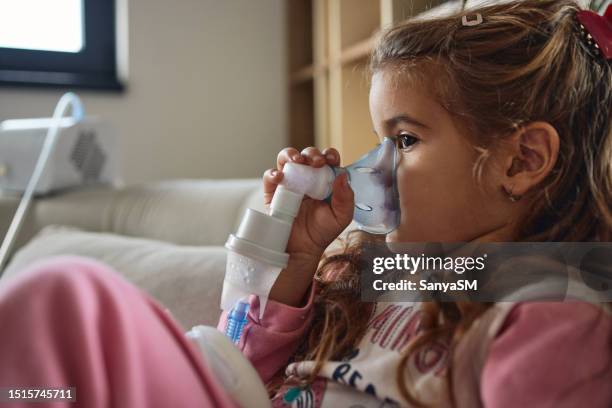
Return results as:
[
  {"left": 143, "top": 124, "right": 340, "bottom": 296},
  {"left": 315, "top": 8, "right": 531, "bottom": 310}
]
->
[{"left": 225, "top": 299, "right": 250, "bottom": 344}]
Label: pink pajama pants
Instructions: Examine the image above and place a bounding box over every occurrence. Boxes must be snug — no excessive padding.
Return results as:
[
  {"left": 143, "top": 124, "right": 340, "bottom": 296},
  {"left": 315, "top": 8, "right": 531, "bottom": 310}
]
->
[{"left": 0, "top": 255, "right": 238, "bottom": 407}]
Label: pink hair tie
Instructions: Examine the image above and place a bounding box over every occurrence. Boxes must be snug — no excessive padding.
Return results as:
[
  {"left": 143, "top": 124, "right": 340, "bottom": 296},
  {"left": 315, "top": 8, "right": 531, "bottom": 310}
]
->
[{"left": 576, "top": 4, "right": 612, "bottom": 61}]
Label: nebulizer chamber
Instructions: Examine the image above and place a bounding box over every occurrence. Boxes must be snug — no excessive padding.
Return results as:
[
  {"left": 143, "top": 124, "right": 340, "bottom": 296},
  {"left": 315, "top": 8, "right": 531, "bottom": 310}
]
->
[{"left": 221, "top": 136, "right": 400, "bottom": 321}]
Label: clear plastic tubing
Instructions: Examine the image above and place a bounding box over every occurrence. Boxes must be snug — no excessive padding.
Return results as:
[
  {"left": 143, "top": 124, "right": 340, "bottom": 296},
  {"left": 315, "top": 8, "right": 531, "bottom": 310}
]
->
[{"left": 225, "top": 299, "right": 250, "bottom": 344}]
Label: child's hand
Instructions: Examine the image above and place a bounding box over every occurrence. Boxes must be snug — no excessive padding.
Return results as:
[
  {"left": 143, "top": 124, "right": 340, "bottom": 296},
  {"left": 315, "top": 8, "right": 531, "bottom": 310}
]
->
[{"left": 263, "top": 146, "right": 354, "bottom": 306}]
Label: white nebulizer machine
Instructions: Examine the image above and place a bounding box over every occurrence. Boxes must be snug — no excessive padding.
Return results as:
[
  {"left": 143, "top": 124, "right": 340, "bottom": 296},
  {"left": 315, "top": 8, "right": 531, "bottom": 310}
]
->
[
  {"left": 0, "top": 93, "right": 120, "bottom": 274},
  {"left": 187, "top": 138, "right": 400, "bottom": 407}
]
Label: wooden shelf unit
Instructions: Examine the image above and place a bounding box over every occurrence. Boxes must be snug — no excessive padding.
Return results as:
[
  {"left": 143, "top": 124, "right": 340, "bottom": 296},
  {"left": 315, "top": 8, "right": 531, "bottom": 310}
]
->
[{"left": 287, "top": 0, "right": 449, "bottom": 165}]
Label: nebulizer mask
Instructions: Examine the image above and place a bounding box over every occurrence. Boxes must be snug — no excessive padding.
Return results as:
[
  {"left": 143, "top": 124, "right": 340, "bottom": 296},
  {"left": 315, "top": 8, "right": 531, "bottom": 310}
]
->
[{"left": 185, "top": 138, "right": 399, "bottom": 407}]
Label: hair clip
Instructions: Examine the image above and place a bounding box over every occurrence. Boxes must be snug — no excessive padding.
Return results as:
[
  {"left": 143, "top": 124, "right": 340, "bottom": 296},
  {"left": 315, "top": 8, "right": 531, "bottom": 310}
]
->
[
  {"left": 576, "top": 4, "right": 612, "bottom": 61},
  {"left": 462, "top": 13, "right": 483, "bottom": 27}
]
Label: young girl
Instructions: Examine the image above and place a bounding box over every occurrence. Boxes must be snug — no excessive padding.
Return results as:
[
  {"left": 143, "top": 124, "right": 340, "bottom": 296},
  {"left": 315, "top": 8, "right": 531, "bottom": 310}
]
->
[
  {"left": 227, "top": 0, "right": 612, "bottom": 406},
  {"left": 0, "top": 0, "right": 610, "bottom": 407}
]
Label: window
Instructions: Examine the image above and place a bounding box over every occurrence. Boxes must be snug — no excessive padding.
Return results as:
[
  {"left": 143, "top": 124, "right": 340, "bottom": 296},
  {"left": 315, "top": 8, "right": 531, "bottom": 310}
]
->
[{"left": 0, "top": 0, "right": 123, "bottom": 90}]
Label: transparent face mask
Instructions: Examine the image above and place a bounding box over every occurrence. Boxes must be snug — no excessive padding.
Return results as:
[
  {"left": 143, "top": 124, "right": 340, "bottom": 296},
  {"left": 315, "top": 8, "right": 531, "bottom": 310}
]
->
[{"left": 333, "top": 136, "right": 400, "bottom": 234}]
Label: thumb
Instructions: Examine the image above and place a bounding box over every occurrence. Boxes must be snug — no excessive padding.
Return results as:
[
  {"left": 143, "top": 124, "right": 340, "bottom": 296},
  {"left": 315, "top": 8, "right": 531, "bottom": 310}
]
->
[{"left": 330, "top": 173, "right": 354, "bottom": 227}]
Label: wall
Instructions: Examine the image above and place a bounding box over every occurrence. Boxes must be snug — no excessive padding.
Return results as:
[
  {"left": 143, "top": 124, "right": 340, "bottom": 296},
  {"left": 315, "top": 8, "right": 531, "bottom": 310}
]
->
[{"left": 0, "top": 0, "right": 287, "bottom": 184}]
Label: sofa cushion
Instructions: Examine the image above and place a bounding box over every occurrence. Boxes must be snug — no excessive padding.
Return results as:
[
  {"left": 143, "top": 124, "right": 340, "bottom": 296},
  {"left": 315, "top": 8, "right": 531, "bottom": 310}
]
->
[
  {"left": 104, "top": 179, "right": 263, "bottom": 246},
  {"left": 1, "top": 225, "right": 226, "bottom": 330},
  {"left": 0, "top": 179, "right": 264, "bottom": 256}
]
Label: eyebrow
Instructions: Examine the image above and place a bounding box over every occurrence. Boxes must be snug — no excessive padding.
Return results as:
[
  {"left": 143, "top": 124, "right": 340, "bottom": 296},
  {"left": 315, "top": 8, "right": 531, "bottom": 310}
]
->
[
  {"left": 384, "top": 114, "right": 431, "bottom": 130},
  {"left": 372, "top": 113, "right": 431, "bottom": 142}
]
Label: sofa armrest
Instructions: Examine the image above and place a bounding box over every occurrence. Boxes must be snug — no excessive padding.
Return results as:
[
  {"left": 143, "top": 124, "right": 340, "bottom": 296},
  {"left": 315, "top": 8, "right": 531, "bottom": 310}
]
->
[{"left": 0, "top": 179, "right": 264, "bottom": 257}]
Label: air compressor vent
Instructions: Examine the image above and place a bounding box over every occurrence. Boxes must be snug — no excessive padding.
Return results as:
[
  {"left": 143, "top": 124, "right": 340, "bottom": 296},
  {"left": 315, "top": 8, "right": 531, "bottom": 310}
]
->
[{"left": 70, "top": 129, "right": 106, "bottom": 181}]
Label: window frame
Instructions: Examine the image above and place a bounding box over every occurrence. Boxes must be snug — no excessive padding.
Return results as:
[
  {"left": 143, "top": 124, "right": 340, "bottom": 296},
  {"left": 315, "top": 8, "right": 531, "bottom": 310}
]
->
[{"left": 0, "top": 0, "right": 124, "bottom": 91}]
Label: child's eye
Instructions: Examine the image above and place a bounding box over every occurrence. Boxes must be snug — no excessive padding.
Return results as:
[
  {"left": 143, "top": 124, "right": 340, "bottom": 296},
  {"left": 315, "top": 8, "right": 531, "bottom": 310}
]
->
[{"left": 397, "top": 133, "right": 419, "bottom": 150}]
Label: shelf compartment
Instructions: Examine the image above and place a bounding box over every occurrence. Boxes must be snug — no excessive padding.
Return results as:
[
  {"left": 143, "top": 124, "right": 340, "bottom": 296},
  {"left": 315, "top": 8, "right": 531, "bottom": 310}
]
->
[
  {"left": 289, "top": 80, "right": 315, "bottom": 150},
  {"left": 339, "top": 0, "right": 381, "bottom": 50},
  {"left": 287, "top": 0, "right": 314, "bottom": 72},
  {"left": 338, "top": 61, "right": 378, "bottom": 164}
]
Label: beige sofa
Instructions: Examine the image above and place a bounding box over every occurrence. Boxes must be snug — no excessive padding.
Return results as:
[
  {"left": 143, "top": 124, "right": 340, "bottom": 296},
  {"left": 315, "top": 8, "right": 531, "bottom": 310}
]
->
[
  {"left": 0, "top": 179, "right": 355, "bottom": 331},
  {"left": 0, "top": 179, "right": 266, "bottom": 330}
]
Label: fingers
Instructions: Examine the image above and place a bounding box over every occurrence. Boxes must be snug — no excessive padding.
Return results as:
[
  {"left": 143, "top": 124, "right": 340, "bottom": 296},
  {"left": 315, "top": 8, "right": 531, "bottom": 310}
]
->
[
  {"left": 277, "top": 147, "right": 304, "bottom": 170},
  {"left": 269, "top": 145, "right": 342, "bottom": 206},
  {"left": 321, "top": 147, "right": 341, "bottom": 167},
  {"left": 263, "top": 168, "right": 283, "bottom": 206},
  {"left": 330, "top": 173, "right": 355, "bottom": 228},
  {"left": 299, "top": 147, "right": 327, "bottom": 167}
]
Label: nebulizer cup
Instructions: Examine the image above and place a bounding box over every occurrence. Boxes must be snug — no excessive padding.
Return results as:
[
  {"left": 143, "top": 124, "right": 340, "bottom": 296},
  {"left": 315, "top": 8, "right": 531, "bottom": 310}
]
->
[{"left": 220, "top": 136, "right": 400, "bottom": 321}]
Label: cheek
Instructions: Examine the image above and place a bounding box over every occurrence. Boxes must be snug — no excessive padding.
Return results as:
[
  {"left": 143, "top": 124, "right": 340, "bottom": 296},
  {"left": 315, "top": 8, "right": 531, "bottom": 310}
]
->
[
  {"left": 398, "top": 154, "right": 474, "bottom": 212},
  {"left": 390, "top": 148, "right": 491, "bottom": 241}
]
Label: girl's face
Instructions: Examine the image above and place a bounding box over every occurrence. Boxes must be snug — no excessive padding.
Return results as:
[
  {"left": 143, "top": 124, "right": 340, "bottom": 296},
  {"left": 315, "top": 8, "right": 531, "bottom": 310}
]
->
[{"left": 369, "top": 69, "right": 514, "bottom": 243}]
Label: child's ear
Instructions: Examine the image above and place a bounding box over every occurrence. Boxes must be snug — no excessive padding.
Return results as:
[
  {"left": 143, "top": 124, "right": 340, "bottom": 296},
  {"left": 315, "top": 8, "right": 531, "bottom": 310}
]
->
[{"left": 502, "top": 122, "right": 560, "bottom": 198}]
